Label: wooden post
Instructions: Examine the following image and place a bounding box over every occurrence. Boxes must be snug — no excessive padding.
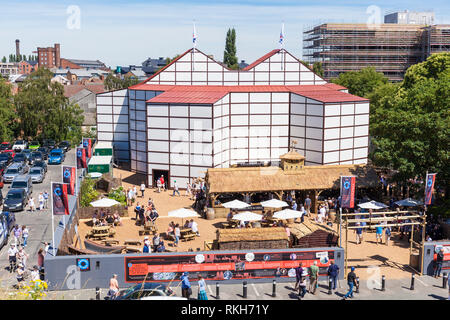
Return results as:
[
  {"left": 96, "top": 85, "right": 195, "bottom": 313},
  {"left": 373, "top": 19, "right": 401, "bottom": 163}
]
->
[
  {"left": 420, "top": 211, "right": 427, "bottom": 275},
  {"left": 409, "top": 220, "right": 414, "bottom": 257},
  {"left": 313, "top": 189, "right": 318, "bottom": 214},
  {"left": 345, "top": 215, "right": 348, "bottom": 280}
]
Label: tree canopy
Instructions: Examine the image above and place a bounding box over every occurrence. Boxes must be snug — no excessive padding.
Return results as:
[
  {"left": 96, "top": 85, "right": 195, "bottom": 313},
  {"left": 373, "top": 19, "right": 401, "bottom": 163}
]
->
[
  {"left": 223, "top": 28, "right": 238, "bottom": 70},
  {"left": 13, "top": 68, "right": 84, "bottom": 145},
  {"left": 332, "top": 66, "right": 389, "bottom": 98},
  {"left": 104, "top": 73, "right": 139, "bottom": 91},
  {"left": 369, "top": 53, "right": 450, "bottom": 186},
  {"left": 0, "top": 78, "right": 16, "bottom": 141}
]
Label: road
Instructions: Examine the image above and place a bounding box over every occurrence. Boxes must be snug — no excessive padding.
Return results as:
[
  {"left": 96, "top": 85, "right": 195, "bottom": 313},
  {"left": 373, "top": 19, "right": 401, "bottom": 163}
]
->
[
  {"left": 47, "top": 275, "right": 449, "bottom": 300},
  {"left": 0, "top": 148, "right": 77, "bottom": 289}
]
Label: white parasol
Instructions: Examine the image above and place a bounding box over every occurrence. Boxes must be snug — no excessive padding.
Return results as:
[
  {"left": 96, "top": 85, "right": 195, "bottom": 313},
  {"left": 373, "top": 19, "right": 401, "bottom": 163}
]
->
[
  {"left": 89, "top": 198, "right": 120, "bottom": 207},
  {"left": 394, "top": 198, "right": 423, "bottom": 207},
  {"left": 222, "top": 199, "right": 250, "bottom": 209},
  {"left": 273, "top": 209, "right": 304, "bottom": 220},
  {"left": 168, "top": 208, "right": 200, "bottom": 225},
  {"left": 358, "top": 200, "right": 388, "bottom": 210},
  {"left": 232, "top": 211, "right": 263, "bottom": 222},
  {"left": 260, "top": 199, "right": 289, "bottom": 208}
]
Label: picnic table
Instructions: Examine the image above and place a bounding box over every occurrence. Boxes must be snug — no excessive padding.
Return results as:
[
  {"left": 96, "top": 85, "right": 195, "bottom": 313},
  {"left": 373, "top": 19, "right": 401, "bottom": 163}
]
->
[
  {"left": 139, "top": 221, "right": 158, "bottom": 236},
  {"left": 180, "top": 228, "right": 196, "bottom": 242},
  {"left": 86, "top": 225, "right": 116, "bottom": 239},
  {"left": 222, "top": 221, "right": 238, "bottom": 229},
  {"left": 124, "top": 246, "right": 142, "bottom": 253},
  {"left": 124, "top": 239, "right": 142, "bottom": 246},
  {"left": 102, "top": 239, "right": 120, "bottom": 246}
]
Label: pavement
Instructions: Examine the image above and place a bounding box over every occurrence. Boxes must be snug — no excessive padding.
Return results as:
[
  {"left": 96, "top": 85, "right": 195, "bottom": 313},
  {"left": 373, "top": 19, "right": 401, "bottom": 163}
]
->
[
  {"left": 46, "top": 275, "right": 449, "bottom": 300},
  {"left": 0, "top": 148, "right": 77, "bottom": 289}
]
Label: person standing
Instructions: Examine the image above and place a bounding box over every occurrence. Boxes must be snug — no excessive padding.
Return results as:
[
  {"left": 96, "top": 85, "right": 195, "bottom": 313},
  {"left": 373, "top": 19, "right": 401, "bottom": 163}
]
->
[
  {"left": 185, "top": 181, "right": 192, "bottom": 199},
  {"left": 355, "top": 222, "right": 363, "bottom": 245},
  {"left": 298, "top": 269, "right": 308, "bottom": 299},
  {"left": 140, "top": 182, "right": 146, "bottom": 198},
  {"left": 385, "top": 225, "right": 392, "bottom": 246},
  {"left": 21, "top": 226, "right": 29, "bottom": 248},
  {"left": 28, "top": 197, "right": 35, "bottom": 212},
  {"left": 327, "top": 261, "right": 340, "bottom": 291},
  {"left": 294, "top": 262, "right": 304, "bottom": 291},
  {"left": 16, "top": 246, "right": 28, "bottom": 268},
  {"left": 8, "top": 244, "right": 18, "bottom": 273},
  {"left": 191, "top": 219, "right": 200, "bottom": 236},
  {"left": 180, "top": 272, "right": 192, "bottom": 299},
  {"left": 143, "top": 240, "right": 150, "bottom": 253},
  {"left": 16, "top": 263, "right": 25, "bottom": 285},
  {"left": 134, "top": 203, "right": 141, "bottom": 221},
  {"left": 133, "top": 186, "right": 137, "bottom": 202},
  {"left": 309, "top": 261, "right": 319, "bottom": 294},
  {"left": 304, "top": 195, "right": 311, "bottom": 217},
  {"left": 13, "top": 225, "right": 21, "bottom": 246},
  {"left": 174, "top": 224, "right": 181, "bottom": 247},
  {"left": 160, "top": 175, "right": 165, "bottom": 191},
  {"left": 38, "top": 193, "right": 44, "bottom": 211},
  {"left": 43, "top": 190, "right": 49, "bottom": 209},
  {"left": 31, "top": 266, "right": 40, "bottom": 282},
  {"left": 292, "top": 201, "right": 297, "bottom": 211},
  {"left": 108, "top": 274, "right": 120, "bottom": 298},
  {"left": 152, "top": 233, "right": 160, "bottom": 252},
  {"left": 343, "top": 267, "right": 357, "bottom": 299},
  {"left": 197, "top": 274, "right": 208, "bottom": 300},
  {"left": 127, "top": 188, "right": 133, "bottom": 206},
  {"left": 37, "top": 248, "right": 45, "bottom": 280},
  {"left": 173, "top": 180, "right": 180, "bottom": 196},
  {"left": 375, "top": 224, "right": 383, "bottom": 245},
  {"left": 434, "top": 248, "right": 445, "bottom": 278}
]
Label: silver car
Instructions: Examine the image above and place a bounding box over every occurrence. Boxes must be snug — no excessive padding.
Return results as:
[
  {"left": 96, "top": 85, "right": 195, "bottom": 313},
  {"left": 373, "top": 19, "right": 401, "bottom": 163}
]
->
[
  {"left": 29, "top": 167, "right": 45, "bottom": 183},
  {"left": 3, "top": 163, "right": 27, "bottom": 183},
  {"left": 10, "top": 175, "right": 33, "bottom": 198}
]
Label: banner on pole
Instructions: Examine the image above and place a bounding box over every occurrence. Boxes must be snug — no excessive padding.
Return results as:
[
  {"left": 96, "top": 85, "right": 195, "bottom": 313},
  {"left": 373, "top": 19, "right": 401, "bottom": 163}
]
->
[
  {"left": 340, "top": 176, "right": 356, "bottom": 208},
  {"left": 425, "top": 173, "right": 436, "bottom": 205},
  {"left": 82, "top": 138, "right": 92, "bottom": 158},
  {"left": 52, "top": 182, "right": 69, "bottom": 215},
  {"left": 62, "top": 166, "right": 76, "bottom": 195},
  {"left": 76, "top": 147, "right": 87, "bottom": 169}
]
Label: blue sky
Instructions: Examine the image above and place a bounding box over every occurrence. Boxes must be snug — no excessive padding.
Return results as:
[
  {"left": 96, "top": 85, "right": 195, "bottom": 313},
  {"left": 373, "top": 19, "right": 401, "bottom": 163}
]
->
[{"left": 1, "top": 0, "right": 449, "bottom": 67}]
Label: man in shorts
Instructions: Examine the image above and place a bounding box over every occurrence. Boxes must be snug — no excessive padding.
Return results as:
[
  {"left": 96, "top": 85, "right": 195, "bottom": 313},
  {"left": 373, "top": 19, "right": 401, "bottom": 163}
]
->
[
  {"left": 355, "top": 222, "right": 363, "bottom": 244},
  {"left": 375, "top": 225, "right": 383, "bottom": 245},
  {"left": 108, "top": 274, "right": 119, "bottom": 298}
]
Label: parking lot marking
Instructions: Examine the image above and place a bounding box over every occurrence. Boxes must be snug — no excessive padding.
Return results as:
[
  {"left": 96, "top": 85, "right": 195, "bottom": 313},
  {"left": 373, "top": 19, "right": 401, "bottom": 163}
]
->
[
  {"left": 415, "top": 277, "right": 429, "bottom": 287},
  {"left": 251, "top": 283, "right": 260, "bottom": 296},
  {"left": 207, "top": 284, "right": 213, "bottom": 296}
]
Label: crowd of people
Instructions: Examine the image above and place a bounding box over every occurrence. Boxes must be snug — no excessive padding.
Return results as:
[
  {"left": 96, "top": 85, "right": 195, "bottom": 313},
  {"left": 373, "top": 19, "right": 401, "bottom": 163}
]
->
[{"left": 92, "top": 209, "right": 122, "bottom": 227}]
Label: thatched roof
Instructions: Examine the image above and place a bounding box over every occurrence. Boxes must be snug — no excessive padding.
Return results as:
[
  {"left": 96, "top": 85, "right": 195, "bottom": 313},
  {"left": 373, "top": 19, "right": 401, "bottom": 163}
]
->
[
  {"left": 217, "top": 227, "right": 288, "bottom": 243},
  {"left": 280, "top": 150, "right": 305, "bottom": 161},
  {"left": 207, "top": 164, "right": 378, "bottom": 194},
  {"left": 288, "top": 219, "right": 337, "bottom": 239}
]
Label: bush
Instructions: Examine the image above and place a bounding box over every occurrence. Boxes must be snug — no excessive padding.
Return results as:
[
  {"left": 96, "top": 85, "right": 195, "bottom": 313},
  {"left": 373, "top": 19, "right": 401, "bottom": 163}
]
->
[
  {"left": 80, "top": 178, "right": 100, "bottom": 207},
  {"left": 107, "top": 186, "right": 127, "bottom": 206}
]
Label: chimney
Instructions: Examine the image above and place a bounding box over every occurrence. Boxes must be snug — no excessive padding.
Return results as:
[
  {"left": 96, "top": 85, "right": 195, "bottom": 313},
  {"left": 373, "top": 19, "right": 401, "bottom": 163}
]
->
[
  {"left": 54, "top": 43, "right": 61, "bottom": 68},
  {"left": 15, "top": 39, "right": 20, "bottom": 60}
]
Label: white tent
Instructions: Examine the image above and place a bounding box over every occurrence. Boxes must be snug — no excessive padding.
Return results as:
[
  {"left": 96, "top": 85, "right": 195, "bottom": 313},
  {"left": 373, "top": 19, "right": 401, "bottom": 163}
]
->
[
  {"left": 395, "top": 198, "right": 423, "bottom": 207},
  {"left": 232, "top": 211, "right": 263, "bottom": 222},
  {"left": 222, "top": 199, "right": 250, "bottom": 209},
  {"left": 168, "top": 208, "right": 200, "bottom": 218},
  {"left": 87, "top": 172, "right": 102, "bottom": 179},
  {"left": 89, "top": 198, "right": 120, "bottom": 207},
  {"left": 358, "top": 200, "right": 388, "bottom": 210},
  {"left": 273, "top": 209, "right": 304, "bottom": 220},
  {"left": 260, "top": 199, "right": 289, "bottom": 208}
]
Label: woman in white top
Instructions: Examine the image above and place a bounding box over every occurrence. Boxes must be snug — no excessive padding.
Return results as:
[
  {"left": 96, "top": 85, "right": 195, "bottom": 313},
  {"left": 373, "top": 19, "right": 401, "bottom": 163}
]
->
[
  {"left": 16, "top": 246, "right": 28, "bottom": 268},
  {"left": 38, "top": 193, "right": 44, "bottom": 210},
  {"left": 28, "top": 197, "right": 35, "bottom": 212},
  {"left": 21, "top": 226, "right": 29, "bottom": 248}
]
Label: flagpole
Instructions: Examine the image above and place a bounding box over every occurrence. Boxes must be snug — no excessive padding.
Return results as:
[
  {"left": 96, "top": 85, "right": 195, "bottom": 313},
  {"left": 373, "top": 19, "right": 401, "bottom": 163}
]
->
[
  {"left": 192, "top": 20, "right": 196, "bottom": 72},
  {"left": 51, "top": 181, "right": 56, "bottom": 257}
]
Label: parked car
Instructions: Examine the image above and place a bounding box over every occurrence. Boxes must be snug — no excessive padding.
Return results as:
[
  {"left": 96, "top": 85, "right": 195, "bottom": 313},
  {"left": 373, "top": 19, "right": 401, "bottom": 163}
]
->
[
  {"left": 33, "top": 160, "right": 47, "bottom": 173},
  {"left": 0, "top": 211, "right": 16, "bottom": 249},
  {"left": 37, "top": 147, "right": 49, "bottom": 160},
  {"left": 3, "top": 188, "right": 27, "bottom": 212},
  {"left": 3, "top": 163, "right": 28, "bottom": 183},
  {"left": 48, "top": 148, "right": 65, "bottom": 164},
  {"left": 58, "top": 141, "right": 71, "bottom": 153},
  {"left": 0, "top": 153, "right": 13, "bottom": 167},
  {"left": 12, "top": 153, "right": 27, "bottom": 165},
  {"left": 29, "top": 151, "right": 44, "bottom": 165},
  {"left": 42, "top": 139, "right": 56, "bottom": 150},
  {"left": 112, "top": 283, "right": 183, "bottom": 300},
  {"left": 29, "top": 167, "right": 45, "bottom": 183},
  {"left": 28, "top": 141, "right": 40, "bottom": 150},
  {"left": 0, "top": 142, "right": 11, "bottom": 151},
  {"left": 10, "top": 175, "right": 33, "bottom": 198},
  {"left": 0, "top": 162, "right": 7, "bottom": 177},
  {"left": 12, "top": 140, "right": 28, "bottom": 152},
  {"left": 3, "top": 150, "right": 15, "bottom": 158},
  {"left": 21, "top": 149, "right": 32, "bottom": 161}
]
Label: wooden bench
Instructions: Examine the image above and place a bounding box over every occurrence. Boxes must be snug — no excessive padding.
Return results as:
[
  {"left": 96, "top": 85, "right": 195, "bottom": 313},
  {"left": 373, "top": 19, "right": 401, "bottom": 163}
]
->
[
  {"left": 67, "top": 245, "right": 97, "bottom": 255},
  {"left": 102, "top": 239, "right": 120, "bottom": 246},
  {"left": 124, "top": 246, "right": 142, "bottom": 253},
  {"left": 181, "top": 233, "right": 196, "bottom": 242},
  {"left": 124, "top": 239, "right": 142, "bottom": 246}
]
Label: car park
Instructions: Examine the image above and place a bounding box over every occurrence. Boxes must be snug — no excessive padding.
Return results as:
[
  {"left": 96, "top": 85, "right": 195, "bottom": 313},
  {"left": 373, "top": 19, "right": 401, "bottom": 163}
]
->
[
  {"left": 12, "top": 153, "right": 28, "bottom": 165},
  {"left": 33, "top": 160, "right": 47, "bottom": 173},
  {"left": 29, "top": 167, "right": 45, "bottom": 183},
  {"left": 0, "top": 153, "right": 13, "bottom": 167},
  {"left": 37, "top": 147, "right": 49, "bottom": 160},
  {"left": 3, "top": 163, "right": 28, "bottom": 183},
  {"left": 28, "top": 141, "right": 40, "bottom": 150},
  {"left": 43, "top": 139, "right": 56, "bottom": 150},
  {"left": 0, "top": 211, "right": 16, "bottom": 249},
  {"left": 21, "top": 149, "right": 32, "bottom": 161},
  {"left": 48, "top": 148, "right": 65, "bottom": 164},
  {"left": 112, "top": 283, "right": 184, "bottom": 300},
  {"left": 58, "top": 141, "right": 71, "bottom": 153},
  {"left": 10, "top": 175, "right": 33, "bottom": 198},
  {"left": 29, "top": 151, "right": 44, "bottom": 165},
  {"left": 3, "top": 188, "right": 27, "bottom": 212},
  {"left": 12, "top": 140, "right": 28, "bottom": 152},
  {"left": 0, "top": 142, "right": 11, "bottom": 151}
]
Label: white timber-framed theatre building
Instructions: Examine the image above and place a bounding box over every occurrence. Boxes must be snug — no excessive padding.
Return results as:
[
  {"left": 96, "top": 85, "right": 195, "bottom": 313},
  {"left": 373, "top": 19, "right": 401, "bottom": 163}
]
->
[{"left": 96, "top": 48, "right": 370, "bottom": 189}]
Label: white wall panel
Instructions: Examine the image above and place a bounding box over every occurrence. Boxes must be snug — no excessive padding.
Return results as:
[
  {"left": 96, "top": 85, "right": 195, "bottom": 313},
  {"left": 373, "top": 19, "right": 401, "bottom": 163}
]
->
[
  {"left": 230, "top": 93, "right": 248, "bottom": 103},
  {"left": 306, "top": 116, "right": 323, "bottom": 128},
  {"left": 250, "top": 104, "right": 270, "bottom": 114},
  {"left": 325, "top": 104, "right": 340, "bottom": 116},
  {"left": 324, "top": 128, "right": 339, "bottom": 140},
  {"left": 355, "top": 103, "right": 369, "bottom": 114},
  {"left": 148, "top": 117, "right": 169, "bottom": 128},
  {"left": 148, "top": 105, "right": 169, "bottom": 116},
  {"left": 249, "top": 92, "right": 270, "bottom": 102},
  {"left": 355, "top": 114, "right": 369, "bottom": 125},
  {"left": 324, "top": 140, "right": 339, "bottom": 152},
  {"left": 113, "top": 106, "right": 127, "bottom": 115},
  {"left": 354, "top": 147, "right": 368, "bottom": 159},
  {"left": 190, "top": 166, "right": 208, "bottom": 178},
  {"left": 354, "top": 126, "right": 368, "bottom": 136},
  {"left": 98, "top": 123, "right": 112, "bottom": 131},
  {"left": 170, "top": 117, "right": 188, "bottom": 129},
  {"left": 148, "top": 129, "right": 169, "bottom": 140},
  {"left": 170, "top": 106, "right": 188, "bottom": 117},
  {"left": 114, "top": 132, "right": 129, "bottom": 141},
  {"left": 113, "top": 123, "right": 128, "bottom": 132},
  {"left": 271, "top": 148, "right": 288, "bottom": 159},
  {"left": 98, "top": 114, "right": 112, "bottom": 123},
  {"left": 272, "top": 114, "right": 289, "bottom": 125},
  {"left": 190, "top": 118, "right": 211, "bottom": 130},
  {"left": 97, "top": 105, "right": 113, "bottom": 114},
  {"left": 230, "top": 137, "right": 248, "bottom": 149},
  {"left": 306, "top": 139, "right": 322, "bottom": 152},
  {"left": 98, "top": 132, "right": 113, "bottom": 140},
  {"left": 149, "top": 163, "right": 169, "bottom": 171},
  {"left": 306, "top": 104, "right": 323, "bottom": 117},
  {"left": 354, "top": 137, "right": 368, "bottom": 148},
  {"left": 254, "top": 148, "right": 271, "bottom": 159},
  {"left": 340, "top": 127, "right": 354, "bottom": 138},
  {"left": 97, "top": 96, "right": 112, "bottom": 105},
  {"left": 291, "top": 94, "right": 306, "bottom": 104},
  {"left": 306, "top": 127, "right": 323, "bottom": 140},
  {"left": 305, "top": 150, "right": 322, "bottom": 164},
  {"left": 340, "top": 150, "right": 353, "bottom": 161},
  {"left": 324, "top": 151, "right": 339, "bottom": 163},
  {"left": 254, "top": 72, "right": 269, "bottom": 82},
  {"left": 231, "top": 103, "right": 249, "bottom": 114},
  {"left": 249, "top": 137, "right": 270, "bottom": 147},
  {"left": 249, "top": 126, "right": 270, "bottom": 137},
  {"left": 291, "top": 103, "right": 305, "bottom": 114},
  {"left": 191, "top": 106, "right": 212, "bottom": 118},
  {"left": 341, "top": 104, "right": 355, "bottom": 115},
  {"left": 250, "top": 115, "right": 270, "bottom": 126},
  {"left": 272, "top": 126, "right": 289, "bottom": 137},
  {"left": 341, "top": 116, "right": 354, "bottom": 127},
  {"left": 340, "top": 138, "right": 353, "bottom": 150},
  {"left": 148, "top": 140, "right": 169, "bottom": 152},
  {"left": 325, "top": 116, "right": 340, "bottom": 128},
  {"left": 170, "top": 152, "right": 189, "bottom": 165},
  {"left": 291, "top": 115, "right": 305, "bottom": 126},
  {"left": 272, "top": 103, "right": 289, "bottom": 114},
  {"left": 135, "top": 91, "right": 146, "bottom": 100}
]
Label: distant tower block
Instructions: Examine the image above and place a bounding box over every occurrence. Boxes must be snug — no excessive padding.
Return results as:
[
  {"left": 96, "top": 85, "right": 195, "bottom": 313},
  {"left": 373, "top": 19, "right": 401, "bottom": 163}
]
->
[{"left": 15, "top": 39, "right": 20, "bottom": 59}]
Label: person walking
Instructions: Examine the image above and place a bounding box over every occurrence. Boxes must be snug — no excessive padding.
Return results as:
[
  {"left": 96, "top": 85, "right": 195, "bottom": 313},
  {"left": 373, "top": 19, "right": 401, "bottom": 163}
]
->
[
  {"left": 43, "top": 190, "right": 49, "bottom": 209},
  {"left": 385, "top": 225, "right": 392, "bottom": 246},
  {"left": 8, "top": 244, "right": 18, "bottom": 273},
  {"left": 174, "top": 224, "right": 181, "bottom": 247},
  {"left": 127, "top": 188, "right": 133, "bottom": 206},
  {"left": 172, "top": 180, "right": 180, "bottom": 196},
  {"left": 160, "top": 175, "right": 166, "bottom": 191},
  {"left": 37, "top": 248, "right": 45, "bottom": 280},
  {"left": 191, "top": 219, "right": 200, "bottom": 236},
  {"left": 327, "top": 261, "right": 340, "bottom": 291},
  {"left": 13, "top": 225, "right": 21, "bottom": 246},
  {"left": 152, "top": 233, "right": 160, "bottom": 252},
  {"left": 16, "top": 246, "right": 29, "bottom": 268},
  {"left": 134, "top": 203, "right": 141, "bottom": 221},
  {"left": 355, "top": 222, "right": 363, "bottom": 245},
  {"left": 185, "top": 181, "right": 192, "bottom": 198},
  {"left": 180, "top": 272, "right": 192, "bottom": 299},
  {"left": 309, "top": 261, "right": 319, "bottom": 294},
  {"left": 108, "top": 274, "right": 120, "bottom": 298},
  {"left": 28, "top": 197, "right": 35, "bottom": 212},
  {"left": 375, "top": 224, "right": 383, "bottom": 245},
  {"left": 16, "top": 263, "right": 25, "bottom": 286},
  {"left": 31, "top": 266, "right": 40, "bottom": 282},
  {"left": 343, "top": 267, "right": 357, "bottom": 299},
  {"left": 304, "top": 195, "right": 311, "bottom": 217},
  {"left": 434, "top": 248, "right": 445, "bottom": 278},
  {"left": 298, "top": 269, "right": 308, "bottom": 299},
  {"left": 197, "top": 274, "right": 208, "bottom": 300},
  {"left": 294, "top": 262, "right": 304, "bottom": 291},
  {"left": 140, "top": 182, "right": 146, "bottom": 198},
  {"left": 38, "top": 193, "right": 44, "bottom": 211},
  {"left": 21, "top": 226, "right": 29, "bottom": 248}
]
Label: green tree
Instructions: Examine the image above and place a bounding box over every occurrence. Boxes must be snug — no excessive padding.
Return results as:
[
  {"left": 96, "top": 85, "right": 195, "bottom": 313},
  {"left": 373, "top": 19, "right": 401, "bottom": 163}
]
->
[
  {"left": 104, "top": 73, "right": 139, "bottom": 91},
  {"left": 313, "top": 62, "right": 324, "bottom": 77},
  {"left": 80, "top": 178, "right": 100, "bottom": 207},
  {"left": 369, "top": 53, "right": 450, "bottom": 190},
  {"left": 0, "top": 78, "right": 16, "bottom": 141},
  {"left": 1, "top": 56, "right": 6, "bottom": 63},
  {"left": 332, "top": 66, "right": 388, "bottom": 98},
  {"left": 14, "top": 68, "right": 84, "bottom": 144},
  {"left": 223, "top": 28, "right": 238, "bottom": 70}
]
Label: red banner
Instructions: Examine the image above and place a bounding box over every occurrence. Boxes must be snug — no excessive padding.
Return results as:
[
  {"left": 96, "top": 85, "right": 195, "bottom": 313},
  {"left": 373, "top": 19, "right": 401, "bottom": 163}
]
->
[
  {"left": 76, "top": 148, "right": 87, "bottom": 169},
  {"left": 62, "top": 166, "right": 76, "bottom": 195},
  {"left": 52, "top": 182, "right": 69, "bottom": 215},
  {"left": 83, "top": 138, "right": 92, "bottom": 159},
  {"left": 425, "top": 173, "right": 436, "bottom": 205},
  {"left": 341, "top": 176, "right": 356, "bottom": 208}
]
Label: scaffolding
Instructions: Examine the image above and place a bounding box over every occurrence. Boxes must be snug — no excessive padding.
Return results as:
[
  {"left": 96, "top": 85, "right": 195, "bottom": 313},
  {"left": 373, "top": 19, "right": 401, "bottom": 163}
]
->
[{"left": 303, "top": 23, "right": 449, "bottom": 81}]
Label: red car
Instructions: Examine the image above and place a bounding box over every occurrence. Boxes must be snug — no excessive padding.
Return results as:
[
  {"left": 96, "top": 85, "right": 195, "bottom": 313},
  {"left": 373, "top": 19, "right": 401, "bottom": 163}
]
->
[
  {"left": 3, "top": 150, "right": 15, "bottom": 158},
  {"left": 0, "top": 142, "right": 11, "bottom": 151}
]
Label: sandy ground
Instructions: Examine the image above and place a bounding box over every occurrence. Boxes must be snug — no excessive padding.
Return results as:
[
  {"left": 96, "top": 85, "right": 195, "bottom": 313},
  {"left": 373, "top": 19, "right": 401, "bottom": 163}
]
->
[{"left": 76, "top": 168, "right": 418, "bottom": 280}]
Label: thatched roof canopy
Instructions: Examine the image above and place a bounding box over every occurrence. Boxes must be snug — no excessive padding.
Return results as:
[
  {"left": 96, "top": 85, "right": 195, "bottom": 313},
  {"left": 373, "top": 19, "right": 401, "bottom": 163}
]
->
[
  {"left": 207, "top": 164, "right": 379, "bottom": 194},
  {"left": 280, "top": 150, "right": 305, "bottom": 161},
  {"left": 217, "top": 227, "right": 288, "bottom": 243}
]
